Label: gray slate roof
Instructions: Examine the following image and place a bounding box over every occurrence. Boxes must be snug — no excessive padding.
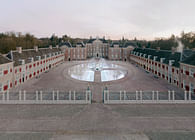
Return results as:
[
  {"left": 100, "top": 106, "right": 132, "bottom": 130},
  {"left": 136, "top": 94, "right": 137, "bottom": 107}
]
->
[
  {"left": 0, "top": 54, "right": 12, "bottom": 65},
  {"left": 181, "top": 52, "right": 195, "bottom": 66},
  {"left": 7, "top": 48, "right": 61, "bottom": 66},
  {"left": 132, "top": 48, "right": 181, "bottom": 67}
]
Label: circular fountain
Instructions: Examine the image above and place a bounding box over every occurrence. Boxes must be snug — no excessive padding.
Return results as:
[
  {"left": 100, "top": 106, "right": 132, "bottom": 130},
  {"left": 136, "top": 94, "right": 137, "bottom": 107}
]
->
[{"left": 68, "top": 59, "right": 127, "bottom": 82}]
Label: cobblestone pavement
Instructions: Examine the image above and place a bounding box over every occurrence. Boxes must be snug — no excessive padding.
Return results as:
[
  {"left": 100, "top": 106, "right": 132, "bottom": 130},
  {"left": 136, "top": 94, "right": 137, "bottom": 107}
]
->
[{"left": 4, "top": 59, "right": 194, "bottom": 140}]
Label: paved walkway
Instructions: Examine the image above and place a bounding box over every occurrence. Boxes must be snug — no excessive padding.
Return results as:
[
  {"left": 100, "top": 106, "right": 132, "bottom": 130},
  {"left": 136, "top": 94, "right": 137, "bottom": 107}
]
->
[{"left": 0, "top": 104, "right": 195, "bottom": 139}]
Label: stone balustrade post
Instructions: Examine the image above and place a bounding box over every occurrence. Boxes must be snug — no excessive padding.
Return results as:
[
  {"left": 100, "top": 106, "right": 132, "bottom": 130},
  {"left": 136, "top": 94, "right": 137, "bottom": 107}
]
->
[
  {"left": 172, "top": 91, "right": 175, "bottom": 101},
  {"left": 168, "top": 90, "right": 171, "bottom": 101},
  {"left": 69, "top": 91, "right": 71, "bottom": 100},
  {"left": 107, "top": 90, "right": 109, "bottom": 101},
  {"left": 6, "top": 91, "right": 9, "bottom": 101},
  {"left": 73, "top": 91, "right": 76, "bottom": 101},
  {"left": 86, "top": 90, "right": 88, "bottom": 102},
  {"left": 136, "top": 91, "right": 138, "bottom": 100},
  {"left": 184, "top": 91, "right": 187, "bottom": 101},
  {"left": 152, "top": 91, "right": 155, "bottom": 101},
  {"left": 23, "top": 90, "right": 26, "bottom": 101},
  {"left": 2, "top": 92, "right": 5, "bottom": 101},
  {"left": 52, "top": 90, "right": 55, "bottom": 100},
  {"left": 124, "top": 90, "right": 126, "bottom": 100},
  {"left": 156, "top": 91, "right": 159, "bottom": 101},
  {"left": 104, "top": 90, "right": 106, "bottom": 102},
  {"left": 57, "top": 90, "right": 59, "bottom": 101},
  {"left": 140, "top": 91, "right": 143, "bottom": 101},
  {"left": 120, "top": 91, "right": 122, "bottom": 101},
  {"left": 189, "top": 91, "right": 191, "bottom": 101},
  {"left": 19, "top": 90, "right": 22, "bottom": 101},
  {"left": 40, "top": 91, "right": 43, "bottom": 101},
  {"left": 36, "top": 91, "right": 39, "bottom": 101}
]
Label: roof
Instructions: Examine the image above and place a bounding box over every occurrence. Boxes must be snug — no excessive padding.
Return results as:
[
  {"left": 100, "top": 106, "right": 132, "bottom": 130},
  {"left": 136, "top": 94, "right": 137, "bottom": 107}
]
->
[
  {"left": 123, "top": 42, "right": 137, "bottom": 48},
  {"left": 7, "top": 47, "right": 61, "bottom": 66},
  {"left": 59, "top": 42, "right": 72, "bottom": 48},
  {"left": 110, "top": 42, "right": 121, "bottom": 48},
  {"left": 87, "top": 38, "right": 108, "bottom": 44},
  {"left": 132, "top": 48, "right": 181, "bottom": 67},
  {"left": 0, "top": 54, "right": 12, "bottom": 65},
  {"left": 181, "top": 52, "right": 195, "bottom": 66},
  {"left": 71, "top": 42, "right": 85, "bottom": 48},
  {"left": 110, "top": 41, "right": 136, "bottom": 48}
]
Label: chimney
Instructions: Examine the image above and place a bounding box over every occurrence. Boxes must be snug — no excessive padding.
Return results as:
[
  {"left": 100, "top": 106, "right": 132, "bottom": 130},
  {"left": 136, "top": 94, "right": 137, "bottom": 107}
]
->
[
  {"left": 153, "top": 56, "right": 158, "bottom": 61},
  {"left": 171, "top": 47, "right": 176, "bottom": 54},
  {"left": 157, "top": 47, "right": 160, "bottom": 51},
  {"left": 17, "top": 47, "right": 22, "bottom": 53},
  {"left": 56, "top": 45, "right": 59, "bottom": 49},
  {"left": 160, "top": 58, "right": 165, "bottom": 63},
  {"left": 28, "top": 57, "right": 34, "bottom": 63},
  {"left": 18, "top": 59, "right": 25, "bottom": 65},
  {"left": 34, "top": 46, "right": 38, "bottom": 52},
  {"left": 169, "top": 60, "right": 175, "bottom": 66},
  {"left": 49, "top": 45, "right": 52, "bottom": 49}
]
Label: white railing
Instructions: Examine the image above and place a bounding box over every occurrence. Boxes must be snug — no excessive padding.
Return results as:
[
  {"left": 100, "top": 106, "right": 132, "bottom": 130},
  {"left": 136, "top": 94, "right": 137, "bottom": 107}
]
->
[
  {"left": 0, "top": 90, "right": 92, "bottom": 104},
  {"left": 103, "top": 90, "right": 195, "bottom": 104}
]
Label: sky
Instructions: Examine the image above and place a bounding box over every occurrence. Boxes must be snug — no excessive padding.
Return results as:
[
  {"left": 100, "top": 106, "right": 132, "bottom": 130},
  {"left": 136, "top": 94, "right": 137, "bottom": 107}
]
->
[{"left": 0, "top": 0, "right": 195, "bottom": 40}]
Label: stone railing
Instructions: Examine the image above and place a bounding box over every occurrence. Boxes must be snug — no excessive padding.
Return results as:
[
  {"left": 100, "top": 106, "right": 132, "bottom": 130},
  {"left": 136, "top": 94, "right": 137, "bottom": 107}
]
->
[
  {"left": 103, "top": 90, "right": 195, "bottom": 104},
  {"left": 0, "top": 90, "right": 92, "bottom": 104}
]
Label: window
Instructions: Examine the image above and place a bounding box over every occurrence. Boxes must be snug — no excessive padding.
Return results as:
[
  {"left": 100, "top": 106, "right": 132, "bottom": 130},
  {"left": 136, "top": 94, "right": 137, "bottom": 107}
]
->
[
  {"left": 190, "top": 83, "right": 194, "bottom": 93},
  {"left": 190, "top": 68, "right": 194, "bottom": 77},
  {"left": 0, "top": 83, "right": 2, "bottom": 92},
  {"left": 183, "top": 66, "right": 186, "bottom": 74},
  {"left": 7, "top": 65, "right": 10, "bottom": 74},
  {"left": 7, "top": 80, "right": 10, "bottom": 89},
  {"left": 183, "top": 80, "right": 186, "bottom": 89},
  {"left": 0, "top": 68, "right": 2, "bottom": 76}
]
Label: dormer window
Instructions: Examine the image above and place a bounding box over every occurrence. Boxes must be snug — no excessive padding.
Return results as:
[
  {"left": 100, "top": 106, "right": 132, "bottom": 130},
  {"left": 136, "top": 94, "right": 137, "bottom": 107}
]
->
[
  {"left": 28, "top": 57, "right": 34, "bottom": 63},
  {"left": 36, "top": 56, "right": 41, "bottom": 61},
  {"left": 43, "top": 55, "right": 47, "bottom": 59},
  {"left": 19, "top": 59, "right": 25, "bottom": 65},
  {"left": 190, "top": 68, "right": 194, "bottom": 77}
]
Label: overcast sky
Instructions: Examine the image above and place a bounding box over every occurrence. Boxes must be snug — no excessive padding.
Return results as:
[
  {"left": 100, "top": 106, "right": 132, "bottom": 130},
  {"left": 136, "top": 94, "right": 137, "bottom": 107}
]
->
[{"left": 0, "top": 0, "right": 195, "bottom": 40}]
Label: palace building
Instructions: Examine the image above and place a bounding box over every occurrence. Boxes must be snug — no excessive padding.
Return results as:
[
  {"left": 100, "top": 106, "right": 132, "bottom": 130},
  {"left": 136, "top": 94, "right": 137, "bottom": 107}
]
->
[
  {"left": 60, "top": 37, "right": 134, "bottom": 61},
  {"left": 0, "top": 36, "right": 194, "bottom": 95},
  {"left": 130, "top": 47, "right": 195, "bottom": 94}
]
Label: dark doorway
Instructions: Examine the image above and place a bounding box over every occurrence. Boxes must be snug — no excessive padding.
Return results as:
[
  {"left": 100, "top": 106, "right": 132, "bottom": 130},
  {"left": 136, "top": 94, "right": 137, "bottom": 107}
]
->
[
  {"left": 97, "top": 53, "right": 99, "bottom": 58},
  {"left": 22, "top": 77, "right": 25, "bottom": 83},
  {"left": 124, "top": 58, "right": 127, "bottom": 61},
  {"left": 68, "top": 58, "right": 70, "bottom": 61},
  {"left": 169, "top": 78, "right": 172, "bottom": 83},
  {"left": 49, "top": 64, "right": 51, "bottom": 69}
]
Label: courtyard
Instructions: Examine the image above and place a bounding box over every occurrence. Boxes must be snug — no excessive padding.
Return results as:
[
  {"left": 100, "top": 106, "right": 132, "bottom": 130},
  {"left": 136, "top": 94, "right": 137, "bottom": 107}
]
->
[
  {"left": 11, "top": 58, "right": 184, "bottom": 103},
  {"left": 0, "top": 59, "right": 193, "bottom": 139}
]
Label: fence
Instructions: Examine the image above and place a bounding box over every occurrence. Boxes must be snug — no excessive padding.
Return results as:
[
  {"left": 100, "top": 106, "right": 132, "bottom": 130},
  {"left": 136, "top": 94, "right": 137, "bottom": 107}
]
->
[
  {"left": 103, "top": 90, "right": 195, "bottom": 104},
  {"left": 0, "top": 90, "right": 92, "bottom": 104}
]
